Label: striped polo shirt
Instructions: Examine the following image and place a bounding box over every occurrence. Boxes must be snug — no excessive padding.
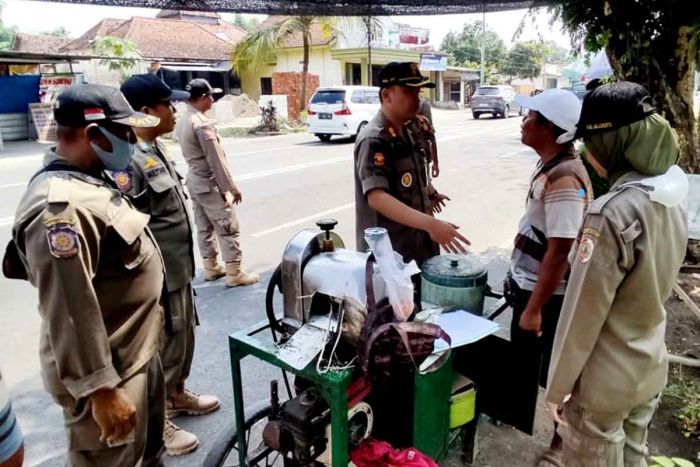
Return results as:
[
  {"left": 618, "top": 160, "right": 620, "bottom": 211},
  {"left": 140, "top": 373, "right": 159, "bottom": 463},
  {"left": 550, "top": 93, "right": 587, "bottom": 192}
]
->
[
  {"left": 0, "top": 370, "right": 23, "bottom": 464},
  {"left": 510, "top": 151, "right": 593, "bottom": 294}
]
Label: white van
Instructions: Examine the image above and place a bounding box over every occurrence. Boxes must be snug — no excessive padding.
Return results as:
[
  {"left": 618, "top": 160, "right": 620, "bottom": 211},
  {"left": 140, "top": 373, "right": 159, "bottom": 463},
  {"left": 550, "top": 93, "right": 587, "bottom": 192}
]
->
[{"left": 307, "top": 86, "right": 380, "bottom": 142}]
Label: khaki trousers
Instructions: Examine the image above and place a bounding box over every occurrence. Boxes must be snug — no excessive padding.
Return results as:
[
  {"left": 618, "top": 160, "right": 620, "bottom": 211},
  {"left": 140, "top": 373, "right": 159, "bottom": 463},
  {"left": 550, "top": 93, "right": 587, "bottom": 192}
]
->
[
  {"left": 561, "top": 393, "right": 660, "bottom": 467},
  {"left": 160, "top": 284, "right": 196, "bottom": 397},
  {"left": 191, "top": 191, "right": 242, "bottom": 264},
  {"left": 63, "top": 356, "right": 165, "bottom": 467}
]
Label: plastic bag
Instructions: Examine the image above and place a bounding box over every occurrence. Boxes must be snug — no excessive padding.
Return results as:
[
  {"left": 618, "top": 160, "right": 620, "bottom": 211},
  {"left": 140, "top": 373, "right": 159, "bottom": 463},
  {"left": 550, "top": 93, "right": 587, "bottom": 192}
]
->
[
  {"left": 350, "top": 439, "right": 438, "bottom": 467},
  {"left": 364, "top": 228, "right": 420, "bottom": 321}
]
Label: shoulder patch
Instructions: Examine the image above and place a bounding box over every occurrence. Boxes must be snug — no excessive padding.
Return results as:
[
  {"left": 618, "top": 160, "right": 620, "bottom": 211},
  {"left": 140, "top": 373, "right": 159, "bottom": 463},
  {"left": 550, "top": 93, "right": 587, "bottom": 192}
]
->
[
  {"left": 46, "top": 224, "right": 80, "bottom": 259},
  {"left": 202, "top": 126, "right": 217, "bottom": 141},
  {"left": 577, "top": 236, "right": 595, "bottom": 263},
  {"left": 112, "top": 171, "right": 132, "bottom": 192},
  {"left": 373, "top": 152, "right": 385, "bottom": 167}
]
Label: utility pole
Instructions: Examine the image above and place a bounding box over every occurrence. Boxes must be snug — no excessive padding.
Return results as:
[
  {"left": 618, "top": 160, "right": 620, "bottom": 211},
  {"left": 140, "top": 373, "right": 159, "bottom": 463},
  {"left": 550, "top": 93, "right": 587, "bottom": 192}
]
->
[
  {"left": 480, "top": 7, "right": 485, "bottom": 85},
  {"left": 366, "top": 16, "right": 373, "bottom": 86}
]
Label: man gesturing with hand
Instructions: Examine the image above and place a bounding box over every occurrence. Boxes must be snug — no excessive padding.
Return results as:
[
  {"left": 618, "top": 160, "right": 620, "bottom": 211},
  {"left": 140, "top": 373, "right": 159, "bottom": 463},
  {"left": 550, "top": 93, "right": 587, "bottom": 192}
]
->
[{"left": 354, "top": 62, "right": 470, "bottom": 305}]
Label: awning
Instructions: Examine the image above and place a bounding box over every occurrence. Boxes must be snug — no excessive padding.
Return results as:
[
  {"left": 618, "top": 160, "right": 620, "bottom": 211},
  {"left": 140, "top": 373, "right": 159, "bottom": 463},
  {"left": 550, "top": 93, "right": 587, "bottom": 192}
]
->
[{"left": 0, "top": 51, "right": 88, "bottom": 64}]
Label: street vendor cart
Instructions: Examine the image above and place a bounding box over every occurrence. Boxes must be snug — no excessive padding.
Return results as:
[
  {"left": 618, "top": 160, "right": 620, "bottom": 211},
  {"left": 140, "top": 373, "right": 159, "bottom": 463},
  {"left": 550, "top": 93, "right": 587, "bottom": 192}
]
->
[{"left": 204, "top": 221, "right": 541, "bottom": 467}]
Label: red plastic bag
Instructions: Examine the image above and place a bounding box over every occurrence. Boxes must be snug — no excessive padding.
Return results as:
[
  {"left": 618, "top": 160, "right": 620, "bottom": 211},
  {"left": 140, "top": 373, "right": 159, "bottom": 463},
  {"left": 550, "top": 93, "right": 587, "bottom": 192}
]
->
[{"left": 351, "top": 439, "right": 438, "bottom": 467}]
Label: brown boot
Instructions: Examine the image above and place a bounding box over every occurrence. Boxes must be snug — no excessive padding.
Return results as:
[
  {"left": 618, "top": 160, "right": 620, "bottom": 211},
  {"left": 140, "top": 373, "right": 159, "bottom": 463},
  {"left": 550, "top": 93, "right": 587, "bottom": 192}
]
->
[
  {"left": 225, "top": 262, "right": 260, "bottom": 287},
  {"left": 203, "top": 257, "right": 226, "bottom": 281},
  {"left": 167, "top": 388, "right": 221, "bottom": 418},
  {"left": 163, "top": 418, "right": 199, "bottom": 456}
]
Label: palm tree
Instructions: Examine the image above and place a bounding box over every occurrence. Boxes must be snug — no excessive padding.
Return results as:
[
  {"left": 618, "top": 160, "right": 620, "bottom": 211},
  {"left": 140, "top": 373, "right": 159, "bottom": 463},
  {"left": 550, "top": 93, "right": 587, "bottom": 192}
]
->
[{"left": 231, "top": 16, "right": 352, "bottom": 114}]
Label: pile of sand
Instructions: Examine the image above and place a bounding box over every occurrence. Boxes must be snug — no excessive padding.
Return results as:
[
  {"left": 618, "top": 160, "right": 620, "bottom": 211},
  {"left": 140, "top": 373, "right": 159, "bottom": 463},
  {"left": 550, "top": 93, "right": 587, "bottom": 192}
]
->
[{"left": 225, "top": 93, "right": 260, "bottom": 119}]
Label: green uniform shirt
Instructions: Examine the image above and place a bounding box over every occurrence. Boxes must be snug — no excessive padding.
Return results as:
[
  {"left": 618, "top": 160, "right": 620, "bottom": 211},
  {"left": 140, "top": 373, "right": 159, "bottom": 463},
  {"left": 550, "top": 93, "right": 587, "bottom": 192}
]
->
[
  {"left": 110, "top": 140, "right": 195, "bottom": 292},
  {"left": 354, "top": 111, "right": 439, "bottom": 265}
]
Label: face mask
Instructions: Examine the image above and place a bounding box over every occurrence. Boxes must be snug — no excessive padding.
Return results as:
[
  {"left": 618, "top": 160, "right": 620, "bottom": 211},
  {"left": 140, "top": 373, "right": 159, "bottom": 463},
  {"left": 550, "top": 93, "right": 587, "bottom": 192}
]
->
[{"left": 90, "top": 126, "right": 134, "bottom": 171}]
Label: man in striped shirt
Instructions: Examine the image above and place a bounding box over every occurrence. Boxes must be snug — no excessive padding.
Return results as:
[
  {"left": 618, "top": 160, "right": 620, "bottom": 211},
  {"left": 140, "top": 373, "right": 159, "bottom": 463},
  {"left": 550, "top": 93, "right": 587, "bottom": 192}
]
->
[
  {"left": 0, "top": 370, "right": 23, "bottom": 467},
  {"left": 508, "top": 89, "right": 593, "bottom": 466}
]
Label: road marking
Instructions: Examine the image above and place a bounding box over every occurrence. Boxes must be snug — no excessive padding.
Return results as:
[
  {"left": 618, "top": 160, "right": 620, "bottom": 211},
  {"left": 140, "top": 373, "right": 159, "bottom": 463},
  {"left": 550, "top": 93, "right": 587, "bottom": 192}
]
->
[
  {"left": 173, "top": 145, "right": 302, "bottom": 166},
  {"left": 0, "top": 216, "right": 15, "bottom": 227},
  {"left": 237, "top": 156, "right": 350, "bottom": 181},
  {"left": 0, "top": 182, "right": 25, "bottom": 189},
  {"left": 0, "top": 119, "right": 519, "bottom": 189},
  {"left": 250, "top": 202, "right": 354, "bottom": 238}
]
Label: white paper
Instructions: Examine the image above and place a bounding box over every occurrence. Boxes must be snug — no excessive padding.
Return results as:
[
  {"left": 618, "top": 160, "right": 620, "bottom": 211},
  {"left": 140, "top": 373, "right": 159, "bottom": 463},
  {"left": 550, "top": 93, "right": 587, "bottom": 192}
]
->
[
  {"left": 434, "top": 310, "right": 500, "bottom": 350},
  {"left": 276, "top": 324, "right": 329, "bottom": 370}
]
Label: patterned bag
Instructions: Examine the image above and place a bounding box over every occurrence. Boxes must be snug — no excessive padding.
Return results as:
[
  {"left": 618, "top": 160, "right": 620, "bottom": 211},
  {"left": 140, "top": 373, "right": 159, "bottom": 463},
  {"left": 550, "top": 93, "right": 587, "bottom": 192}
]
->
[{"left": 358, "top": 255, "right": 450, "bottom": 383}]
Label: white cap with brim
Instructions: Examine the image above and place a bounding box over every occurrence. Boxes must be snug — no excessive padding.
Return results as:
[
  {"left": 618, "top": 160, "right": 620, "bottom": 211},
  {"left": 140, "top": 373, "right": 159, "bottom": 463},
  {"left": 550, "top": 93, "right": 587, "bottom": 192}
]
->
[{"left": 515, "top": 89, "right": 582, "bottom": 144}]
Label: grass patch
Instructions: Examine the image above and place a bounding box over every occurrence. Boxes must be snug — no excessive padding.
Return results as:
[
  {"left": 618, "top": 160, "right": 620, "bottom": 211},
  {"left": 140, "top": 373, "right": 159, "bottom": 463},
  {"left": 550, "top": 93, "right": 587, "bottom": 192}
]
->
[{"left": 665, "top": 366, "right": 700, "bottom": 440}]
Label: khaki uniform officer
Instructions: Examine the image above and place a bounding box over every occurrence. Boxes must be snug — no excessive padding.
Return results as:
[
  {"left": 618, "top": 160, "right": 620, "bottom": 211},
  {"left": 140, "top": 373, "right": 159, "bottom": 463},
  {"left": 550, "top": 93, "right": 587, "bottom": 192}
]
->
[
  {"left": 6, "top": 84, "right": 165, "bottom": 467},
  {"left": 354, "top": 62, "right": 469, "bottom": 269},
  {"left": 117, "top": 74, "right": 220, "bottom": 456},
  {"left": 546, "top": 82, "right": 688, "bottom": 466},
  {"left": 174, "top": 78, "right": 258, "bottom": 287}
]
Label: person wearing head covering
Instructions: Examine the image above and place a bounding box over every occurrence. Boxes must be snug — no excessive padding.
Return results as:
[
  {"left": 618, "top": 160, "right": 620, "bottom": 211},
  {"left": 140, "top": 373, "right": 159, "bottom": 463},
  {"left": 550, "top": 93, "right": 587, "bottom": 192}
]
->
[
  {"left": 354, "top": 62, "right": 470, "bottom": 269},
  {"left": 4, "top": 84, "right": 167, "bottom": 466},
  {"left": 508, "top": 89, "right": 593, "bottom": 466},
  {"left": 174, "top": 78, "right": 259, "bottom": 287},
  {"left": 118, "top": 74, "right": 219, "bottom": 456},
  {"left": 545, "top": 82, "right": 688, "bottom": 465}
]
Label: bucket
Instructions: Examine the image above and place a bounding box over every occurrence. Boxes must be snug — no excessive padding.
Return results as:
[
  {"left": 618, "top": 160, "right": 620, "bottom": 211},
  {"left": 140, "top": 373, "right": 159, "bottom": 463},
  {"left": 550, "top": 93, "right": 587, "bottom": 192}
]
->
[{"left": 421, "top": 254, "right": 488, "bottom": 315}]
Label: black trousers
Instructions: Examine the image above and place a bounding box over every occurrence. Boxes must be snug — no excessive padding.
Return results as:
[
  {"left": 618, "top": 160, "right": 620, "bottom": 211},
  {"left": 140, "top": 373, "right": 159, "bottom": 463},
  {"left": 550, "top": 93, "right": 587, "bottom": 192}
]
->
[{"left": 509, "top": 278, "right": 564, "bottom": 388}]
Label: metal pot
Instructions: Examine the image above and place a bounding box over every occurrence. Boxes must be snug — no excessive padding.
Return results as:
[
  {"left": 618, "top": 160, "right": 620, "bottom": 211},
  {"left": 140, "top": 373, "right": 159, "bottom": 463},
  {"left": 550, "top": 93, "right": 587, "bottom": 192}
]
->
[{"left": 420, "top": 254, "right": 488, "bottom": 315}]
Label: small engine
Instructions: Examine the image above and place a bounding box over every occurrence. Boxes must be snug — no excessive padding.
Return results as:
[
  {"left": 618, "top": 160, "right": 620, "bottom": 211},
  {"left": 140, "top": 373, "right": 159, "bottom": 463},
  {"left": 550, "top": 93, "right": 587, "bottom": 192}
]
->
[{"left": 263, "top": 385, "right": 330, "bottom": 465}]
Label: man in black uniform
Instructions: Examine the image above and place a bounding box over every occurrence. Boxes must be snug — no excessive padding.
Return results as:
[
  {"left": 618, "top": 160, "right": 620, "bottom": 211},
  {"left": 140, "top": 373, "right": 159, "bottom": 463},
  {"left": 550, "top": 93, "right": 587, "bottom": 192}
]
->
[
  {"left": 354, "top": 62, "right": 469, "bottom": 267},
  {"left": 116, "top": 74, "right": 220, "bottom": 456}
]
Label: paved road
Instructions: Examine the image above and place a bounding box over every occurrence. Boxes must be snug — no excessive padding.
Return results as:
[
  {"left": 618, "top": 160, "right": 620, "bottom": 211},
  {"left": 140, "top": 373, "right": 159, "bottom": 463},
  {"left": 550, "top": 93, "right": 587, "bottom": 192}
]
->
[{"left": 0, "top": 110, "right": 536, "bottom": 466}]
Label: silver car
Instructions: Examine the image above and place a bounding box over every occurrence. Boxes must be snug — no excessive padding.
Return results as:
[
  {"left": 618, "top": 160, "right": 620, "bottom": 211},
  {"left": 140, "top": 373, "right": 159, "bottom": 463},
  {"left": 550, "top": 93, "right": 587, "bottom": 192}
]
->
[{"left": 470, "top": 85, "right": 522, "bottom": 119}]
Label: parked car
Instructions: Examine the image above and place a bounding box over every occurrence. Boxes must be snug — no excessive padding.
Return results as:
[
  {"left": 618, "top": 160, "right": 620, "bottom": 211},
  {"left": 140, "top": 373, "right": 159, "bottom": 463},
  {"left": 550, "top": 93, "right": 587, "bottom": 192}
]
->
[
  {"left": 307, "top": 86, "right": 380, "bottom": 142},
  {"left": 470, "top": 85, "right": 522, "bottom": 119}
]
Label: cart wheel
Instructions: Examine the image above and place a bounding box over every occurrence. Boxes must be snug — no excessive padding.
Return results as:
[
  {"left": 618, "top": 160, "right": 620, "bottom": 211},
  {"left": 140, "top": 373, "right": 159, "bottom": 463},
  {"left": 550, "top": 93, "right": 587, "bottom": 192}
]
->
[{"left": 203, "top": 403, "right": 284, "bottom": 467}]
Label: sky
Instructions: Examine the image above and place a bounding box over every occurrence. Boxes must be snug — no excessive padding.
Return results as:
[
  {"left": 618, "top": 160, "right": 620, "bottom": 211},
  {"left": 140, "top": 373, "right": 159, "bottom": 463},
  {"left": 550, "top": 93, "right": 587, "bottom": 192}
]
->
[{"left": 2, "top": 0, "right": 572, "bottom": 51}]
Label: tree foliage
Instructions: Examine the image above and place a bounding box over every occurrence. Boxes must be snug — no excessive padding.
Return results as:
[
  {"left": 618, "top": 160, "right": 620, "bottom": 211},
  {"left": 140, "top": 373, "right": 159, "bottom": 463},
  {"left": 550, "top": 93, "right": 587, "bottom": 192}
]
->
[
  {"left": 231, "top": 16, "right": 345, "bottom": 113},
  {"left": 440, "top": 20, "right": 506, "bottom": 77},
  {"left": 40, "top": 26, "right": 70, "bottom": 37},
  {"left": 550, "top": 0, "right": 700, "bottom": 171},
  {"left": 0, "top": 0, "right": 14, "bottom": 51},
  {"left": 94, "top": 36, "right": 142, "bottom": 82},
  {"left": 501, "top": 41, "right": 548, "bottom": 81},
  {"left": 232, "top": 14, "right": 260, "bottom": 32}
]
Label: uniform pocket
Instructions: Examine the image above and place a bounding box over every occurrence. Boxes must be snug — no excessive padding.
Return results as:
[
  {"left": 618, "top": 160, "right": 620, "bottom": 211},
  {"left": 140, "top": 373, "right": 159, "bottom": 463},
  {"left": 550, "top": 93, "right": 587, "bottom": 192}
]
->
[{"left": 112, "top": 207, "right": 154, "bottom": 270}]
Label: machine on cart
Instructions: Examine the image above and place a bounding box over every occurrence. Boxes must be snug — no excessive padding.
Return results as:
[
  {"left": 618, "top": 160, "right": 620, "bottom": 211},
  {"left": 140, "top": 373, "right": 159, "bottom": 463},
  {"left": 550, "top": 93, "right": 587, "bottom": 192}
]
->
[{"left": 203, "top": 220, "right": 541, "bottom": 467}]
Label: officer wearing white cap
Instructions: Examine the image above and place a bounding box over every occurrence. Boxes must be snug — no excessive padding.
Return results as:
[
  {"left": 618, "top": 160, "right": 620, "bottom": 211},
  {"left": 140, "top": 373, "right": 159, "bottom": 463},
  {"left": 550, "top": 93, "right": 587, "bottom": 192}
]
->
[
  {"left": 174, "top": 78, "right": 259, "bottom": 287},
  {"left": 118, "top": 74, "right": 220, "bottom": 456},
  {"left": 507, "top": 88, "right": 593, "bottom": 465},
  {"left": 5, "top": 84, "right": 166, "bottom": 466}
]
